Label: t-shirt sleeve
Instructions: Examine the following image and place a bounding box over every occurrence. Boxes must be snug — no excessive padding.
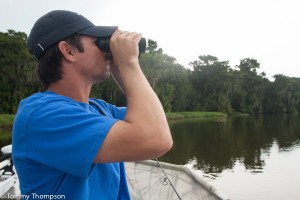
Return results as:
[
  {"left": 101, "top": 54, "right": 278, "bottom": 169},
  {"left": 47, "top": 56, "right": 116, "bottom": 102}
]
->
[
  {"left": 89, "top": 98, "right": 127, "bottom": 120},
  {"left": 26, "top": 100, "right": 118, "bottom": 179}
]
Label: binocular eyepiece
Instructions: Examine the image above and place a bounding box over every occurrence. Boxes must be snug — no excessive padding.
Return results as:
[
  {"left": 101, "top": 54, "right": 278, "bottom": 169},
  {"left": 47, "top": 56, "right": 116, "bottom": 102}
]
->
[{"left": 96, "top": 37, "right": 146, "bottom": 59}]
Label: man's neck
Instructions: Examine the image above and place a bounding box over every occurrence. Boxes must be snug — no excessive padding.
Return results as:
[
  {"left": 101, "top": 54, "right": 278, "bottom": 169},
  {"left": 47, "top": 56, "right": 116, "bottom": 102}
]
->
[{"left": 48, "top": 79, "right": 92, "bottom": 103}]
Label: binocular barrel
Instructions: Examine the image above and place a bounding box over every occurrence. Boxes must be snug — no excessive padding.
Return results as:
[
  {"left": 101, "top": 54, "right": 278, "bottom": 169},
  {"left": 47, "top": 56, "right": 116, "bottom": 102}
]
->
[{"left": 97, "top": 37, "right": 146, "bottom": 56}]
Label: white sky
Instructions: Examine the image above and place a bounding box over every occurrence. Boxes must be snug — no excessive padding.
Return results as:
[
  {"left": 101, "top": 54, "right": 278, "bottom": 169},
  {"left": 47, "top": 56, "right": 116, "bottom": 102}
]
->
[{"left": 1, "top": 0, "right": 300, "bottom": 80}]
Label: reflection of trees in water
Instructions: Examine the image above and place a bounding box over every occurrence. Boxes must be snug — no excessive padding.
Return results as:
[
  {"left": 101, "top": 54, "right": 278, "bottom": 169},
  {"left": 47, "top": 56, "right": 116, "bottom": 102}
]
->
[
  {"left": 161, "top": 115, "right": 300, "bottom": 174},
  {"left": 1, "top": 115, "right": 299, "bottom": 174}
]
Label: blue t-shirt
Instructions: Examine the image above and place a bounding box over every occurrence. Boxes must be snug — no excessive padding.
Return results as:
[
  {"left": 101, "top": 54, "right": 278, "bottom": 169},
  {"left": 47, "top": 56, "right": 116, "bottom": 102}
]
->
[{"left": 12, "top": 91, "right": 130, "bottom": 200}]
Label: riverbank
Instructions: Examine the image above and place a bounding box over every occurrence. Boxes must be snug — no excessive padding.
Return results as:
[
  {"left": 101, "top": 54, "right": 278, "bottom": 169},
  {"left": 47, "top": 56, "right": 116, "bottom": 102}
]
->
[
  {"left": 0, "top": 114, "right": 15, "bottom": 129},
  {"left": 166, "top": 112, "right": 227, "bottom": 120},
  {"left": 0, "top": 112, "right": 228, "bottom": 129}
]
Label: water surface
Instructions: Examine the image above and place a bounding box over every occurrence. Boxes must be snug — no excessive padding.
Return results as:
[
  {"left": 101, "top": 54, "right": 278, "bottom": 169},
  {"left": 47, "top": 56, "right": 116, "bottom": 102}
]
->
[{"left": 160, "top": 115, "right": 300, "bottom": 200}]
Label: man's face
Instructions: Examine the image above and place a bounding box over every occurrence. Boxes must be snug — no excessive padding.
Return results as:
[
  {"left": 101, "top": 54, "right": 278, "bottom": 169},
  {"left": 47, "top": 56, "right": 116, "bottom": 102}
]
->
[{"left": 75, "top": 36, "right": 111, "bottom": 84}]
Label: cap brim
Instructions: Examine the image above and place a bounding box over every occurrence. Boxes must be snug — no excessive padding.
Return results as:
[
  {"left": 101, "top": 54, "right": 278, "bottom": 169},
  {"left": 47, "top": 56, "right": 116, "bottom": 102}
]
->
[{"left": 77, "top": 26, "right": 118, "bottom": 37}]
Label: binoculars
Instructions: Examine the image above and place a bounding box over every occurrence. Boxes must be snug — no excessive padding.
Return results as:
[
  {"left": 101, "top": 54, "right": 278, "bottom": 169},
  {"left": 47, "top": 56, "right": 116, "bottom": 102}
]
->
[{"left": 96, "top": 37, "right": 146, "bottom": 59}]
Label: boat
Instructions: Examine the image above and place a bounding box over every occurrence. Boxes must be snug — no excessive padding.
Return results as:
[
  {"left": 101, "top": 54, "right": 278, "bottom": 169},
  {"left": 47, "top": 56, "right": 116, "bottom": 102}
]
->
[
  {"left": 1, "top": 145, "right": 229, "bottom": 200},
  {"left": 125, "top": 160, "right": 229, "bottom": 200},
  {"left": 0, "top": 145, "right": 19, "bottom": 200}
]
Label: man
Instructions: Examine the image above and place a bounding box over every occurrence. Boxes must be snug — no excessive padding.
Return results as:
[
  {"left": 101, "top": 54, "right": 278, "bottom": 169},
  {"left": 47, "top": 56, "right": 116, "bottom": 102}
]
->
[{"left": 12, "top": 10, "right": 173, "bottom": 200}]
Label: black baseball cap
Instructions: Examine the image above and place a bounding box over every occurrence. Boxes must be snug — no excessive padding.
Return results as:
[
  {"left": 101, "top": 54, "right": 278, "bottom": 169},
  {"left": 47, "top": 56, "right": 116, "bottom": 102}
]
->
[{"left": 27, "top": 10, "right": 118, "bottom": 61}]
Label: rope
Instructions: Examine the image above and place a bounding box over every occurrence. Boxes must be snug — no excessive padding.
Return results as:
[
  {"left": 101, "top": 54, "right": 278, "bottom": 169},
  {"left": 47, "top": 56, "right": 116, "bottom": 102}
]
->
[{"left": 155, "top": 158, "right": 182, "bottom": 200}]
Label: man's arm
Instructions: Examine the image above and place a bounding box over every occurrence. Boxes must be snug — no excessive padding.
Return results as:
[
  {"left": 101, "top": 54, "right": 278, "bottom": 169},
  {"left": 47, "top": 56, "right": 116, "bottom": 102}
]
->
[{"left": 94, "top": 30, "right": 173, "bottom": 163}]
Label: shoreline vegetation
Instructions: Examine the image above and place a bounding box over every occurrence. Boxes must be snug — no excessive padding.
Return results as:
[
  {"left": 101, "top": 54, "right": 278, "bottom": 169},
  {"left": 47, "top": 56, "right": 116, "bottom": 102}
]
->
[
  {"left": 166, "top": 112, "right": 227, "bottom": 120},
  {"left": 0, "top": 112, "right": 229, "bottom": 130},
  {"left": 0, "top": 114, "right": 15, "bottom": 130},
  {"left": 2, "top": 31, "right": 300, "bottom": 116}
]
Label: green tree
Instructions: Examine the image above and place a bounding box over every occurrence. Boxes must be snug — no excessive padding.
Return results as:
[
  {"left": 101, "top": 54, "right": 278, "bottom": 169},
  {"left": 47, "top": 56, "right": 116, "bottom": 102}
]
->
[
  {"left": 268, "top": 75, "right": 300, "bottom": 113},
  {"left": 90, "top": 77, "right": 126, "bottom": 106},
  {"left": 235, "top": 58, "right": 269, "bottom": 114},
  {"left": 189, "top": 55, "right": 233, "bottom": 113},
  {"left": 139, "top": 39, "right": 193, "bottom": 112},
  {"left": 0, "top": 30, "right": 41, "bottom": 114}
]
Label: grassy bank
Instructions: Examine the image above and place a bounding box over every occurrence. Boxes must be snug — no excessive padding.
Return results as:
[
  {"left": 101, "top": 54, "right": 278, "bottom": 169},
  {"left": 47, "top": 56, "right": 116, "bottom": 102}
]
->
[
  {"left": 166, "top": 112, "right": 227, "bottom": 120},
  {"left": 0, "top": 114, "right": 15, "bottom": 129},
  {"left": 0, "top": 112, "right": 227, "bottom": 129}
]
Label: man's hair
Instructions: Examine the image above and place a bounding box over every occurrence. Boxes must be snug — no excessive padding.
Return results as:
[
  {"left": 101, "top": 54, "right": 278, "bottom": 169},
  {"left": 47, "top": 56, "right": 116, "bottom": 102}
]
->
[{"left": 37, "top": 33, "right": 84, "bottom": 87}]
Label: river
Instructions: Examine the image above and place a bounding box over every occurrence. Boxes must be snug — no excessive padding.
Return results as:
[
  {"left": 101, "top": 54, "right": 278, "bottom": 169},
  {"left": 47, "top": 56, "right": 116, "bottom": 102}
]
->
[
  {"left": 160, "top": 114, "right": 300, "bottom": 200},
  {"left": 1, "top": 115, "right": 300, "bottom": 199}
]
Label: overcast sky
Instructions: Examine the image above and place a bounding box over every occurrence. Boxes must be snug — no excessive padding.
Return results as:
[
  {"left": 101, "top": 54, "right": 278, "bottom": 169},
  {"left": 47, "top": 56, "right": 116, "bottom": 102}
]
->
[{"left": 1, "top": 0, "right": 300, "bottom": 80}]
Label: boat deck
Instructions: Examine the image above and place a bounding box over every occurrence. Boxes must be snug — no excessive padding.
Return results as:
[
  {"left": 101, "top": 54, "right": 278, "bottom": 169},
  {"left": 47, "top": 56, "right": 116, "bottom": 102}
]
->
[{"left": 125, "top": 160, "right": 229, "bottom": 200}]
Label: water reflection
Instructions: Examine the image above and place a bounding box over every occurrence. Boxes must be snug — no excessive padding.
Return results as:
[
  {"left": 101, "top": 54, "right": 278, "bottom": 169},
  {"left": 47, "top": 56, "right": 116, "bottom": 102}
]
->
[
  {"left": 161, "top": 115, "right": 300, "bottom": 174},
  {"left": 1, "top": 115, "right": 300, "bottom": 175}
]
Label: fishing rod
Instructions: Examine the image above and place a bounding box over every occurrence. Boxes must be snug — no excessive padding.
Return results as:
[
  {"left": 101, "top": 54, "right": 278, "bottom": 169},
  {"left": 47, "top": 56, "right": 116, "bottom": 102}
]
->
[{"left": 155, "top": 158, "right": 182, "bottom": 200}]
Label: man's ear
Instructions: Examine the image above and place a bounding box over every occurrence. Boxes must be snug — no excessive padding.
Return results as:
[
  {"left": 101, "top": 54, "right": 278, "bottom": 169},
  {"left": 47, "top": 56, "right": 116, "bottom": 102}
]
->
[{"left": 58, "top": 41, "right": 76, "bottom": 62}]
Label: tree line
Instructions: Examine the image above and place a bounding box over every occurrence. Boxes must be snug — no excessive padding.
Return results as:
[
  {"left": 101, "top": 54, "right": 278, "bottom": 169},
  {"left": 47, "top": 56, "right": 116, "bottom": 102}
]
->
[{"left": 1, "top": 30, "right": 300, "bottom": 114}]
